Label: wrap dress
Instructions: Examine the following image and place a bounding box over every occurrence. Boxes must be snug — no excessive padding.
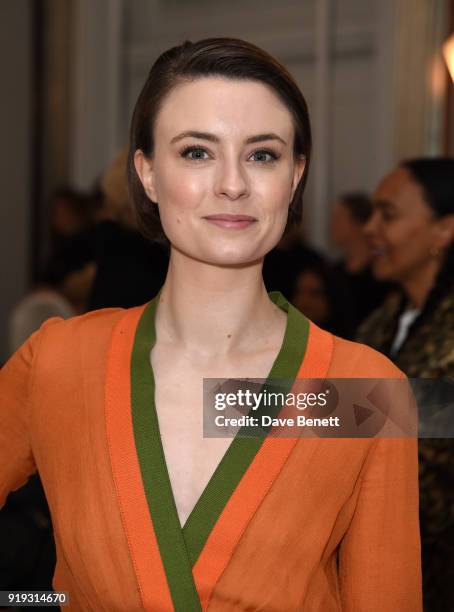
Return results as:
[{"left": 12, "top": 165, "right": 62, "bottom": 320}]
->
[{"left": 0, "top": 291, "right": 422, "bottom": 611}]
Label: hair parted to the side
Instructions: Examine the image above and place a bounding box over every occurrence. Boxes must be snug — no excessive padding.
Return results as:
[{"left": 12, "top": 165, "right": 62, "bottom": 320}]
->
[{"left": 127, "top": 37, "right": 312, "bottom": 244}]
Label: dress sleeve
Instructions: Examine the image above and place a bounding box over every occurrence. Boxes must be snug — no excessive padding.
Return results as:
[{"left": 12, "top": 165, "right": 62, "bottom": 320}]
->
[
  {"left": 0, "top": 318, "right": 61, "bottom": 509},
  {"left": 338, "top": 435, "right": 423, "bottom": 610}
]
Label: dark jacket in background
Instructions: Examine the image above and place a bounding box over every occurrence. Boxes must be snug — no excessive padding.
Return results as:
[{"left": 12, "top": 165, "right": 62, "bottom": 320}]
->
[
  {"left": 333, "top": 261, "right": 393, "bottom": 334},
  {"left": 88, "top": 220, "right": 169, "bottom": 310},
  {"left": 356, "top": 287, "right": 454, "bottom": 612},
  {"left": 0, "top": 475, "right": 55, "bottom": 596},
  {"left": 263, "top": 242, "right": 323, "bottom": 298}
]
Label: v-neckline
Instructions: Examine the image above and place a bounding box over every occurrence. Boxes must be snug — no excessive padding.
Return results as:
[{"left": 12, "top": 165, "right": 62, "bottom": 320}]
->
[{"left": 128, "top": 290, "right": 309, "bottom": 610}]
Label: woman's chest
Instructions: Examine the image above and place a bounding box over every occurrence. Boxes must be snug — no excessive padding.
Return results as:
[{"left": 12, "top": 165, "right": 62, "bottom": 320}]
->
[
  {"left": 150, "top": 342, "right": 285, "bottom": 526},
  {"left": 150, "top": 358, "right": 241, "bottom": 526}
]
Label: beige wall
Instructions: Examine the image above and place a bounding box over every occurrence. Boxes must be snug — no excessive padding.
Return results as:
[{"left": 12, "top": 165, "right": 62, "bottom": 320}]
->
[
  {"left": 393, "top": 0, "right": 450, "bottom": 160},
  {"left": 0, "top": 0, "right": 32, "bottom": 362}
]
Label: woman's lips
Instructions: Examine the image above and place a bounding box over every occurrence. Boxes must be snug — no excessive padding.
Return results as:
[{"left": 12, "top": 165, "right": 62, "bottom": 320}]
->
[{"left": 203, "top": 214, "right": 257, "bottom": 229}]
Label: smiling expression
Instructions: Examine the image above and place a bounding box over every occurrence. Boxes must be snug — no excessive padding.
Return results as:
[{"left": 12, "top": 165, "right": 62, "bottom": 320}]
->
[
  {"left": 365, "top": 167, "right": 441, "bottom": 283},
  {"left": 134, "top": 77, "right": 306, "bottom": 266}
]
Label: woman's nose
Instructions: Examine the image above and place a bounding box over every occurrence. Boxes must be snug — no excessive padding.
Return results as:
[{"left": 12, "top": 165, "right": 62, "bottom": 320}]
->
[{"left": 215, "top": 158, "right": 249, "bottom": 200}]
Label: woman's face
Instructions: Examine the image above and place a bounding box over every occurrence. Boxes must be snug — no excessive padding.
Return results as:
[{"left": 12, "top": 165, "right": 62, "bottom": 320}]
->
[
  {"left": 364, "top": 167, "right": 444, "bottom": 284},
  {"left": 135, "top": 77, "right": 305, "bottom": 266}
]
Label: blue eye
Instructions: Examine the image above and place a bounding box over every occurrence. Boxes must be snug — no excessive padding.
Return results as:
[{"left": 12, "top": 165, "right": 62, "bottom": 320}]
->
[
  {"left": 179, "top": 146, "right": 279, "bottom": 163},
  {"left": 181, "top": 146, "right": 209, "bottom": 161},
  {"left": 249, "top": 149, "right": 279, "bottom": 163}
]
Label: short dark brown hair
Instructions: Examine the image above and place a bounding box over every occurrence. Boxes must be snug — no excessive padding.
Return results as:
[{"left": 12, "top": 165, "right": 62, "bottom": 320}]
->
[{"left": 127, "top": 37, "right": 312, "bottom": 243}]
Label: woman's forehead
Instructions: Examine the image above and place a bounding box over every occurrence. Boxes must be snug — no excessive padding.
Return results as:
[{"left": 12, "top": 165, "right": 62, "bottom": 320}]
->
[
  {"left": 373, "top": 168, "right": 432, "bottom": 215},
  {"left": 154, "top": 77, "right": 295, "bottom": 141}
]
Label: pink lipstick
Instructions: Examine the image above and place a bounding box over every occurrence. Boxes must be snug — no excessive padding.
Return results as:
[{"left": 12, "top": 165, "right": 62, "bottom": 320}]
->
[{"left": 203, "top": 214, "right": 257, "bottom": 229}]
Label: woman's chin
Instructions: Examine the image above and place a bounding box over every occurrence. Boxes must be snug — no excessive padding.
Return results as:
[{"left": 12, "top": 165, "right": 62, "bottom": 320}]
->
[
  {"left": 371, "top": 260, "right": 394, "bottom": 282},
  {"left": 178, "top": 245, "right": 264, "bottom": 268},
  {"left": 205, "top": 250, "right": 264, "bottom": 268}
]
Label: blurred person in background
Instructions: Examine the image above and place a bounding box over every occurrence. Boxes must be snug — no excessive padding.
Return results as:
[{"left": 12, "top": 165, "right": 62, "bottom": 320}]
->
[
  {"left": 291, "top": 260, "right": 354, "bottom": 338},
  {"left": 330, "top": 192, "right": 393, "bottom": 334},
  {"left": 263, "top": 225, "right": 324, "bottom": 297},
  {"left": 49, "top": 188, "right": 101, "bottom": 251},
  {"left": 87, "top": 147, "right": 169, "bottom": 310},
  {"left": 9, "top": 240, "right": 97, "bottom": 355},
  {"left": 0, "top": 472, "right": 55, "bottom": 603},
  {"left": 356, "top": 157, "right": 454, "bottom": 611},
  {"left": 8, "top": 186, "right": 104, "bottom": 354}
]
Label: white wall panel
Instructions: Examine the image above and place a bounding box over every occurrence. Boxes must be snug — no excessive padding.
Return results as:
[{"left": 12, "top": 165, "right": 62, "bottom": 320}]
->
[{"left": 70, "top": 0, "right": 402, "bottom": 253}]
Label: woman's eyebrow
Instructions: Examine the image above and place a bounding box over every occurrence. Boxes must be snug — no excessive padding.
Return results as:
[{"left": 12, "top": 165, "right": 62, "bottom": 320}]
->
[
  {"left": 170, "top": 130, "right": 287, "bottom": 145},
  {"left": 245, "top": 133, "right": 287, "bottom": 145}
]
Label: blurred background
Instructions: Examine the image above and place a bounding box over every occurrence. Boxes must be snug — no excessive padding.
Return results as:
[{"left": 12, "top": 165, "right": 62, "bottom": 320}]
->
[
  {"left": 1, "top": 1, "right": 454, "bottom": 610},
  {"left": 1, "top": 0, "right": 453, "bottom": 363}
]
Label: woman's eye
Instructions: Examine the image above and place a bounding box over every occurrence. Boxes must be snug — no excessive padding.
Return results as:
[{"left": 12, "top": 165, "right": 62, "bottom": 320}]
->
[
  {"left": 249, "top": 150, "right": 279, "bottom": 163},
  {"left": 181, "top": 146, "right": 209, "bottom": 161}
]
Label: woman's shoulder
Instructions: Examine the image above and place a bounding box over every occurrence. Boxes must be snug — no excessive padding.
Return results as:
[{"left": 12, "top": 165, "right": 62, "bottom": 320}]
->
[
  {"left": 24, "top": 306, "right": 140, "bottom": 372},
  {"left": 0, "top": 307, "right": 137, "bottom": 416},
  {"left": 327, "top": 332, "right": 405, "bottom": 379},
  {"left": 34, "top": 306, "right": 127, "bottom": 344},
  {"left": 42, "top": 306, "right": 127, "bottom": 333}
]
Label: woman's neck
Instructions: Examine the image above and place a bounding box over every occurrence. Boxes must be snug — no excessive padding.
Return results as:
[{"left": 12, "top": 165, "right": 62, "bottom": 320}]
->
[
  {"left": 401, "top": 258, "right": 441, "bottom": 309},
  {"left": 154, "top": 249, "right": 286, "bottom": 358}
]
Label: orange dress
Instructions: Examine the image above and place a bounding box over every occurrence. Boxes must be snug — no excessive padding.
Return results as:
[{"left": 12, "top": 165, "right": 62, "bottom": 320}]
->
[{"left": 0, "top": 292, "right": 422, "bottom": 611}]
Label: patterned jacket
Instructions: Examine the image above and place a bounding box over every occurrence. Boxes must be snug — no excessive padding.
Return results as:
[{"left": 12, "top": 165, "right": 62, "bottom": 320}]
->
[{"left": 357, "top": 287, "right": 454, "bottom": 611}]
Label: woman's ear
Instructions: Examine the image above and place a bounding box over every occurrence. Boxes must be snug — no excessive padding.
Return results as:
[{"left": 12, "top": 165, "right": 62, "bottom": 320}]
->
[
  {"left": 291, "top": 155, "right": 306, "bottom": 200},
  {"left": 134, "top": 149, "right": 158, "bottom": 203}
]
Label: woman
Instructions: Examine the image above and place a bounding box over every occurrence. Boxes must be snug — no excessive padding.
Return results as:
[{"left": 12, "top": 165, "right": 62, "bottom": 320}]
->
[
  {"left": 329, "top": 192, "right": 393, "bottom": 336},
  {"left": 1, "top": 38, "right": 421, "bottom": 611},
  {"left": 357, "top": 158, "right": 454, "bottom": 611}
]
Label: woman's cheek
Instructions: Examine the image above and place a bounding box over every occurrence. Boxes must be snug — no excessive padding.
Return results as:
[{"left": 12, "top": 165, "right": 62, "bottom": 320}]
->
[
  {"left": 262, "top": 181, "right": 293, "bottom": 221},
  {"left": 262, "top": 166, "right": 293, "bottom": 205}
]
